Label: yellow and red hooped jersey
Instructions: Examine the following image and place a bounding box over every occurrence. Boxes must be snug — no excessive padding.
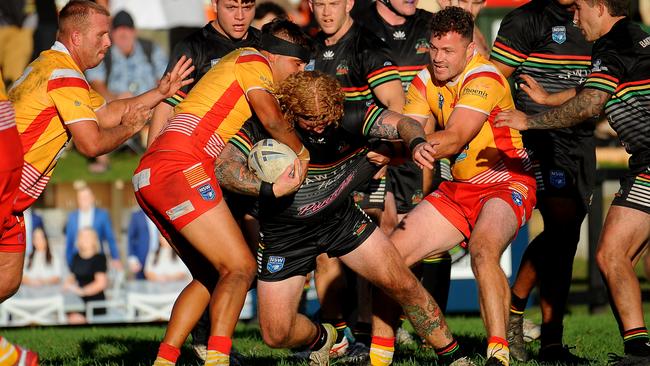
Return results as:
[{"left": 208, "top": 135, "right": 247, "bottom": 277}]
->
[
  {"left": 404, "top": 53, "right": 533, "bottom": 186},
  {"left": 148, "top": 47, "right": 275, "bottom": 160},
  {"left": 9, "top": 42, "right": 106, "bottom": 212}
]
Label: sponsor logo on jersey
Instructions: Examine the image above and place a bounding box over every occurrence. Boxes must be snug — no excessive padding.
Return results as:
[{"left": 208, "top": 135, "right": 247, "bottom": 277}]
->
[
  {"left": 549, "top": 169, "right": 566, "bottom": 188},
  {"left": 393, "top": 30, "right": 406, "bottom": 40},
  {"left": 411, "top": 190, "right": 424, "bottom": 205},
  {"left": 591, "top": 58, "right": 608, "bottom": 72},
  {"left": 353, "top": 221, "right": 369, "bottom": 236},
  {"left": 323, "top": 50, "right": 335, "bottom": 60},
  {"left": 210, "top": 58, "right": 221, "bottom": 67},
  {"left": 438, "top": 93, "right": 444, "bottom": 109},
  {"left": 463, "top": 87, "right": 488, "bottom": 99},
  {"left": 336, "top": 61, "right": 349, "bottom": 76},
  {"left": 197, "top": 183, "right": 216, "bottom": 201},
  {"left": 415, "top": 38, "right": 430, "bottom": 54},
  {"left": 640, "top": 36, "right": 650, "bottom": 48},
  {"left": 552, "top": 26, "right": 567, "bottom": 44},
  {"left": 511, "top": 191, "right": 523, "bottom": 206},
  {"left": 267, "top": 256, "right": 285, "bottom": 273}
]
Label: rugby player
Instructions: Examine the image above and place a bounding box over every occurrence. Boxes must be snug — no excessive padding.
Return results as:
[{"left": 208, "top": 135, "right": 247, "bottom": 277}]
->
[
  {"left": 214, "top": 70, "right": 471, "bottom": 366},
  {"left": 2, "top": 0, "right": 192, "bottom": 309},
  {"left": 495, "top": 0, "right": 650, "bottom": 363},
  {"left": 372, "top": 8, "right": 536, "bottom": 366},
  {"left": 490, "top": 0, "right": 596, "bottom": 362},
  {"left": 133, "top": 20, "right": 313, "bottom": 366}
]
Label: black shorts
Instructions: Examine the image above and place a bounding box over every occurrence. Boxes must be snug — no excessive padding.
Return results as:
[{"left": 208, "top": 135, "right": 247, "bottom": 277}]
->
[
  {"left": 353, "top": 176, "right": 387, "bottom": 210},
  {"left": 257, "top": 200, "right": 376, "bottom": 281},
  {"left": 525, "top": 132, "right": 596, "bottom": 210},
  {"left": 612, "top": 165, "right": 650, "bottom": 214},
  {"left": 388, "top": 158, "right": 452, "bottom": 214}
]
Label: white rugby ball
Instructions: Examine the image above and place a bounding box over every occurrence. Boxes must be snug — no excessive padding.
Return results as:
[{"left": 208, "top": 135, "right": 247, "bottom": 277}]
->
[{"left": 248, "top": 139, "right": 297, "bottom": 183}]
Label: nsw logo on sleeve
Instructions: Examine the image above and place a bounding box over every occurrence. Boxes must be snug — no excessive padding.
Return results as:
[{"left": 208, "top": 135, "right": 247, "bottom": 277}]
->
[
  {"left": 267, "top": 256, "right": 285, "bottom": 273},
  {"left": 552, "top": 26, "right": 566, "bottom": 44}
]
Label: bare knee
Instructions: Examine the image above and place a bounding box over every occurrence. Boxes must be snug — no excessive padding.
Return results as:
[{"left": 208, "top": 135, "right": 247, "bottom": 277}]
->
[
  {"left": 380, "top": 270, "right": 420, "bottom": 302},
  {"left": 219, "top": 257, "right": 256, "bottom": 284},
  {"left": 596, "top": 242, "right": 626, "bottom": 275},
  {"left": 469, "top": 245, "right": 500, "bottom": 277},
  {"left": 260, "top": 320, "right": 293, "bottom": 348}
]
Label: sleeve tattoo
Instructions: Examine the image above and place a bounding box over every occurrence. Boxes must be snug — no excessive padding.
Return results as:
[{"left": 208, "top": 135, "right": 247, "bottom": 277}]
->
[
  {"left": 528, "top": 88, "right": 611, "bottom": 129},
  {"left": 214, "top": 147, "right": 261, "bottom": 196},
  {"left": 368, "top": 110, "right": 425, "bottom": 144}
]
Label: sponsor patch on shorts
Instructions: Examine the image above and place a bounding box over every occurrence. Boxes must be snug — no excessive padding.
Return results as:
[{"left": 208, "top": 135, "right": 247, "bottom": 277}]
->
[
  {"left": 197, "top": 183, "right": 216, "bottom": 201},
  {"left": 549, "top": 169, "right": 566, "bottom": 188},
  {"left": 267, "top": 256, "right": 285, "bottom": 273},
  {"left": 166, "top": 200, "right": 195, "bottom": 221},
  {"left": 132, "top": 169, "right": 151, "bottom": 191},
  {"left": 511, "top": 191, "right": 523, "bottom": 206}
]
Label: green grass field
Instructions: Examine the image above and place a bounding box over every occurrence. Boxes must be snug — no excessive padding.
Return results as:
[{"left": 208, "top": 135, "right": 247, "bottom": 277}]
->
[{"left": 1, "top": 305, "right": 639, "bottom": 365}]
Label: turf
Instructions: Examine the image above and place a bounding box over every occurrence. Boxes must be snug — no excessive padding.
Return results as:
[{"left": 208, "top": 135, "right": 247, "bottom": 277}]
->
[{"left": 1, "top": 305, "right": 638, "bottom": 365}]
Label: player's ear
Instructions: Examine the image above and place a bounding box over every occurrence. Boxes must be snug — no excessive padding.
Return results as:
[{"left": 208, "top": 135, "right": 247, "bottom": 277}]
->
[
  {"left": 346, "top": 0, "right": 355, "bottom": 13},
  {"left": 466, "top": 40, "right": 476, "bottom": 59}
]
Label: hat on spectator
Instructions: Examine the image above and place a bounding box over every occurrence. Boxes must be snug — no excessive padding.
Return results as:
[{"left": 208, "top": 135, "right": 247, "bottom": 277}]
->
[{"left": 112, "top": 10, "right": 135, "bottom": 29}]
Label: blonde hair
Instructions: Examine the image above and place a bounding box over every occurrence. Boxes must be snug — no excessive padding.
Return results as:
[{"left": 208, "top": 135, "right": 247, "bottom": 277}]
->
[
  {"left": 59, "top": 0, "right": 110, "bottom": 36},
  {"left": 274, "top": 71, "right": 344, "bottom": 129}
]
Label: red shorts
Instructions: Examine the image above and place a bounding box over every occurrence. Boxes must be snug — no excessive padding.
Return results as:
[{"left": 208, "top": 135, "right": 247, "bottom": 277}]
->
[
  {"left": 424, "top": 180, "right": 536, "bottom": 240},
  {"left": 133, "top": 151, "right": 223, "bottom": 233},
  {"left": 0, "top": 214, "right": 25, "bottom": 252}
]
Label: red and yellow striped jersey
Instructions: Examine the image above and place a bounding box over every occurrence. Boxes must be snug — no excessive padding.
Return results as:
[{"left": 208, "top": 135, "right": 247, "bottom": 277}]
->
[
  {"left": 9, "top": 42, "right": 106, "bottom": 212},
  {"left": 148, "top": 48, "right": 274, "bottom": 159},
  {"left": 404, "top": 53, "right": 532, "bottom": 184},
  {"left": 0, "top": 75, "right": 23, "bottom": 173}
]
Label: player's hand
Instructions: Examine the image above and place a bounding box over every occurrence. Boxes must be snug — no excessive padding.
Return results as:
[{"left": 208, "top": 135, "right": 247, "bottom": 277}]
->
[
  {"left": 412, "top": 142, "right": 435, "bottom": 170},
  {"left": 157, "top": 55, "right": 195, "bottom": 99},
  {"left": 273, "top": 158, "right": 303, "bottom": 197},
  {"left": 122, "top": 103, "right": 152, "bottom": 133},
  {"left": 494, "top": 109, "right": 529, "bottom": 131},
  {"left": 366, "top": 149, "right": 390, "bottom": 167},
  {"left": 519, "top": 74, "right": 550, "bottom": 105}
]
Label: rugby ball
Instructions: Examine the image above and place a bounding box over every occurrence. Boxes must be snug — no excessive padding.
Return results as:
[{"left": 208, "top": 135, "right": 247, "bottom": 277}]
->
[{"left": 248, "top": 139, "right": 297, "bottom": 183}]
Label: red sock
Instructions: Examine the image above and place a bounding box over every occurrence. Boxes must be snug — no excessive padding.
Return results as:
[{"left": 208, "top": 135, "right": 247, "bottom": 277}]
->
[
  {"left": 207, "top": 336, "right": 232, "bottom": 355},
  {"left": 158, "top": 343, "right": 180, "bottom": 363}
]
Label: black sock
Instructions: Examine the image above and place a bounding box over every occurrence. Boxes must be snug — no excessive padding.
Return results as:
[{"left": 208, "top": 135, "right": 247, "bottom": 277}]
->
[
  {"left": 323, "top": 319, "right": 347, "bottom": 343},
  {"left": 421, "top": 253, "right": 452, "bottom": 313},
  {"left": 510, "top": 291, "right": 528, "bottom": 314},
  {"left": 435, "top": 339, "right": 461, "bottom": 365},
  {"left": 540, "top": 323, "right": 563, "bottom": 349},
  {"left": 309, "top": 323, "right": 329, "bottom": 350},
  {"left": 354, "top": 322, "right": 372, "bottom": 347},
  {"left": 623, "top": 327, "right": 650, "bottom": 356}
]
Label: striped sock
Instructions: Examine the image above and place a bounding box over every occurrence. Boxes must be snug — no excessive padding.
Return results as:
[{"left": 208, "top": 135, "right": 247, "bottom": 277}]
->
[
  {"left": 205, "top": 336, "right": 231, "bottom": 366},
  {"left": 623, "top": 327, "right": 650, "bottom": 356},
  {"left": 0, "top": 337, "right": 19, "bottom": 366},
  {"left": 331, "top": 320, "right": 347, "bottom": 343},
  {"left": 369, "top": 336, "right": 395, "bottom": 366},
  {"left": 153, "top": 343, "right": 179, "bottom": 366},
  {"left": 435, "top": 339, "right": 461, "bottom": 364},
  {"left": 510, "top": 292, "right": 527, "bottom": 315},
  {"left": 487, "top": 336, "right": 509, "bottom": 365}
]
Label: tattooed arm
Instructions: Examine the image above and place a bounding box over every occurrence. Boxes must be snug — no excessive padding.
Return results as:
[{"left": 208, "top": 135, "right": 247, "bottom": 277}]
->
[
  {"left": 214, "top": 145, "right": 262, "bottom": 196},
  {"left": 495, "top": 88, "right": 610, "bottom": 130}
]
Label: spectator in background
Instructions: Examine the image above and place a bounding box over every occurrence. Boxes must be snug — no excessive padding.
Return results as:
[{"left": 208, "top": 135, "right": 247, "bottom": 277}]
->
[
  {"left": 22, "top": 227, "right": 62, "bottom": 286},
  {"left": 252, "top": 2, "right": 287, "bottom": 29},
  {"left": 65, "top": 186, "right": 121, "bottom": 270},
  {"left": 144, "top": 234, "right": 190, "bottom": 282},
  {"left": 0, "top": 1, "right": 32, "bottom": 86},
  {"left": 23, "top": 208, "right": 44, "bottom": 255},
  {"left": 32, "top": 0, "right": 58, "bottom": 60},
  {"left": 127, "top": 207, "right": 158, "bottom": 279},
  {"left": 64, "top": 227, "right": 108, "bottom": 324}
]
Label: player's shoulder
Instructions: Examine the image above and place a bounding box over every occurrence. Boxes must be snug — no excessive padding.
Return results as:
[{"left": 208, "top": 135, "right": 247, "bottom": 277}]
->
[{"left": 462, "top": 57, "right": 506, "bottom": 87}]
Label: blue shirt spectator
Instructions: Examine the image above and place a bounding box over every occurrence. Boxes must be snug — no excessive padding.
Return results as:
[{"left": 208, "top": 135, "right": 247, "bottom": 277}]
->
[{"left": 127, "top": 208, "right": 159, "bottom": 279}]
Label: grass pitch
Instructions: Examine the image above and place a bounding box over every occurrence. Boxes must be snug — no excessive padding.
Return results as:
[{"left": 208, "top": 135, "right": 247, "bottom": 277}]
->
[{"left": 1, "top": 305, "right": 633, "bottom": 365}]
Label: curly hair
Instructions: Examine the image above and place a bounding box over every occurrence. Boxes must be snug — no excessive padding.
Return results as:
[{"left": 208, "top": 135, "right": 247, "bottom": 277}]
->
[
  {"left": 274, "top": 71, "right": 344, "bottom": 129},
  {"left": 430, "top": 6, "right": 474, "bottom": 42}
]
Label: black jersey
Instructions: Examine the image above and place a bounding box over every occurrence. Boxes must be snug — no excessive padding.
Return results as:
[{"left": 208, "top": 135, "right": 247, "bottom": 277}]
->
[
  {"left": 163, "top": 24, "right": 260, "bottom": 107},
  {"left": 355, "top": 7, "right": 432, "bottom": 90},
  {"left": 583, "top": 18, "right": 650, "bottom": 170},
  {"left": 229, "top": 118, "right": 379, "bottom": 223},
  {"left": 491, "top": 0, "right": 595, "bottom": 137},
  {"left": 312, "top": 23, "right": 400, "bottom": 128}
]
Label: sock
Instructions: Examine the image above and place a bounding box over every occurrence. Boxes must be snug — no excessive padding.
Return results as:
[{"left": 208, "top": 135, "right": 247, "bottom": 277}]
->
[
  {"left": 309, "top": 323, "right": 329, "bottom": 351},
  {"left": 510, "top": 292, "right": 527, "bottom": 315},
  {"left": 421, "top": 253, "right": 452, "bottom": 313},
  {"left": 487, "top": 336, "right": 510, "bottom": 365},
  {"left": 540, "top": 323, "right": 563, "bottom": 349},
  {"left": 369, "top": 336, "right": 394, "bottom": 366},
  {"left": 435, "top": 339, "right": 461, "bottom": 365},
  {"left": 623, "top": 327, "right": 650, "bottom": 356},
  {"left": 205, "top": 336, "right": 231, "bottom": 366},
  {"left": 324, "top": 319, "right": 347, "bottom": 343},
  {"left": 0, "top": 337, "right": 19, "bottom": 366},
  {"left": 153, "top": 343, "right": 180, "bottom": 366},
  {"left": 354, "top": 322, "right": 372, "bottom": 347}
]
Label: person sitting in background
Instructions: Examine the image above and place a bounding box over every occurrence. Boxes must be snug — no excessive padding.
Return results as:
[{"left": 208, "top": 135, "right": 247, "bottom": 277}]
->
[
  {"left": 252, "top": 2, "right": 288, "bottom": 29},
  {"left": 64, "top": 227, "right": 108, "bottom": 324},
  {"left": 22, "top": 227, "right": 62, "bottom": 286},
  {"left": 144, "top": 234, "right": 190, "bottom": 282},
  {"left": 127, "top": 207, "right": 158, "bottom": 279},
  {"left": 65, "top": 186, "right": 121, "bottom": 270}
]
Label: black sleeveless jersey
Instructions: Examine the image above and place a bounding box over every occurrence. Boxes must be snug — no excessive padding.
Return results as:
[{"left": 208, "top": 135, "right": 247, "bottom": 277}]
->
[
  {"left": 583, "top": 18, "right": 650, "bottom": 169},
  {"left": 229, "top": 118, "right": 379, "bottom": 223},
  {"left": 163, "top": 24, "right": 260, "bottom": 107},
  {"left": 312, "top": 23, "right": 400, "bottom": 129},
  {"left": 491, "top": 0, "right": 595, "bottom": 137},
  {"left": 355, "top": 7, "right": 433, "bottom": 90}
]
